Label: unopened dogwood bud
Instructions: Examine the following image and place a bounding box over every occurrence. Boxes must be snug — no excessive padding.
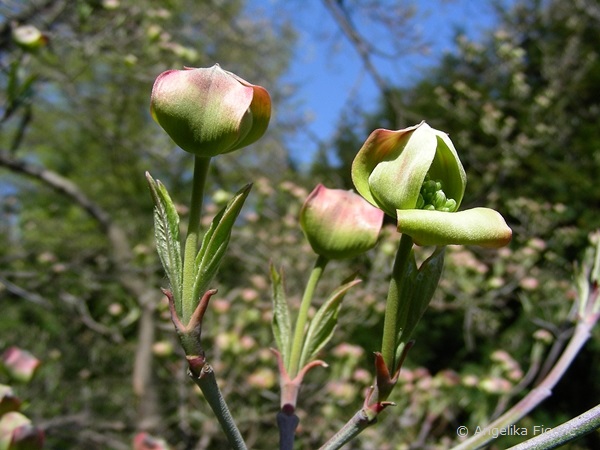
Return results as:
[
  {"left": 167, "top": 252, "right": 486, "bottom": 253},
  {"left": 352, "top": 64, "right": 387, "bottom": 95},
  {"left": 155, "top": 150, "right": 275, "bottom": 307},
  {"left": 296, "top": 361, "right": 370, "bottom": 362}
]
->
[
  {"left": 0, "top": 412, "right": 44, "bottom": 450},
  {"left": 12, "top": 25, "right": 48, "bottom": 51},
  {"left": 300, "top": 184, "right": 384, "bottom": 260},
  {"left": 151, "top": 64, "right": 271, "bottom": 156},
  {"left": 1, "top": 347, "right": 40, "bottom": 384}
]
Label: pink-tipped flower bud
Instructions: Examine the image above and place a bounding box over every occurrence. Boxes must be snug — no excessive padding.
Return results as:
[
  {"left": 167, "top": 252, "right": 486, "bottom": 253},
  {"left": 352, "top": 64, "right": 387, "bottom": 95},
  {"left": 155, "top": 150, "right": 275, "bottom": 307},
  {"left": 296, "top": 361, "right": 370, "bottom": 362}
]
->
[
  {"left": 1, "top": 347, "right": 40, "bottom": 384},
  {"left": 300, "top": 184, "right": 384, "bottom": 260},
  {"left": 151, "top": 64, "right": 271, "bottom": 156},
  {"left": 0, "top": 412, "right": 44, "bottom": 450}
]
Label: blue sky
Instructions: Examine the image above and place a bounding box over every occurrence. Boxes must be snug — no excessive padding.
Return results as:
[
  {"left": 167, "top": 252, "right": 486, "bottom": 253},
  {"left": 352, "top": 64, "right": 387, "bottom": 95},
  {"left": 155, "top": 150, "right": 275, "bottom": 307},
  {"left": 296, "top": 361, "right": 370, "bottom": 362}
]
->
[{"left": 247, "top": 0, "right": 509, "bottom": 166}]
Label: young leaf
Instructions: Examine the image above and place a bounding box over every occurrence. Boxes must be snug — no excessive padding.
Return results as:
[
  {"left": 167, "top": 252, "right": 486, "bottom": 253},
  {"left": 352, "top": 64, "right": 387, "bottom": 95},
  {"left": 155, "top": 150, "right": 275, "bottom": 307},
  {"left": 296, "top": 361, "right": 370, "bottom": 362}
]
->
[
  {"left": 395, "top": 247, "right": 445, "bottom": 360},
  {"left": 192, "top": 184, "right": 252, "bottom": 301},
  {"left": 299, "top": 278, "right": 361, "bottom": 368},
  {"left": 5, "top": 61, "right": 37, "bottom": 118},
  {"left": 146, "top": 172, "right": 183, "bottom": 314},
  {"left": 270, "top": 264, "right": 291, "bottom": 367}
]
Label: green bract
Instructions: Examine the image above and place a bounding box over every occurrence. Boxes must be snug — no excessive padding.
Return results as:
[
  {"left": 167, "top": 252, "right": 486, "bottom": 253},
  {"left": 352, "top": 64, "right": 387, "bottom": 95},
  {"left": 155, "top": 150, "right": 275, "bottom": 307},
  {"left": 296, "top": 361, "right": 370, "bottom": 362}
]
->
[
  {"left": 300, "top": 184, "right": 384, "bottom": 260},
  {"left": 352, "top": 122, "right": 466, "bottom": 217},
  {"left": 397, "top": 208, "right": 513, "bottom": 248},
  {"left": 352, "top": 122, "right": 512, "bottom": 248},
  {"left": 150, "top": 64, "right": 271, "bottom": 156}
]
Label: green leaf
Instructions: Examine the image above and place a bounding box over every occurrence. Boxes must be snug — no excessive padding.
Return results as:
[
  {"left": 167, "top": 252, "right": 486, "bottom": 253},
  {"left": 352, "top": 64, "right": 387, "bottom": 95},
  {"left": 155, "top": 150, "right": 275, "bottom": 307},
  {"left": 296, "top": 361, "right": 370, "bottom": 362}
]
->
[
  {"left": 6, "top": 60, "right": 37, "bottom": 111},
  {"left": 270, "top": 263, "right": 291, "bottom": 367},
  {"left": 299, "top": 278, "right": 361, "bottom": 368},
  {"left": 192, "top": 184, "right": 252, "bottom": 301},
  {"left": 146, "top": 172, "right": 183, "bottom": 315},
  {"left": 395, "top": 247, "right": 445, "bottom": 359}
]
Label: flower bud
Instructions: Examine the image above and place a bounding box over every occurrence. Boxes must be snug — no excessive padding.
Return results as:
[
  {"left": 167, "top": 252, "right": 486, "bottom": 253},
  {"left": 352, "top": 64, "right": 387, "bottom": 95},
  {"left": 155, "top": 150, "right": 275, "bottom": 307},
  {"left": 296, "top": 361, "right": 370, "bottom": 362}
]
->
[
  {"left": 1, "top": 347, "right": 40, "bottom": 384},
  {"left": 151, "top": 64, "right": 271, "bottom": 156},
  {"left": 0, "top": 385, "right": 21, "bottom": 415},
  {"left": 12, "top": 25, "right": 48, "bottom": 51},
  {"left": 133, "top": 432, "right": 170, "bottom": 450},
  {"left": 0, "top": 412, "right": 44, "bottom": 450},
  {"left": 300, "top": 184, "right": 384, "bottom": 260}
]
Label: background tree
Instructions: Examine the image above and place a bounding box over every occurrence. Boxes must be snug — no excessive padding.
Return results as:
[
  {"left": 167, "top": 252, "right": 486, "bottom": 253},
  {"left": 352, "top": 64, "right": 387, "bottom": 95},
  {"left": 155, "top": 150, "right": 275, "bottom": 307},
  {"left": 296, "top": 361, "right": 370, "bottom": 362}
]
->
[
  {"left": 1, "top": 0, "right": 296, "bottom": 448},
  {"left": 1, "top": 0, "right": 599, "bottom": 448},
  {"left": 327, "top": 0, "right": 600, "bottom": 446}
]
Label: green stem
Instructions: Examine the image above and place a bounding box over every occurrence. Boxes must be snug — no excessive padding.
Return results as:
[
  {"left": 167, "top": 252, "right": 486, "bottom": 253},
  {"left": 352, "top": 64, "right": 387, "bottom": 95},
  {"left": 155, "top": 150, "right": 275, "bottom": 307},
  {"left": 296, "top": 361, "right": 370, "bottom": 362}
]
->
[
  {"left": 192, "top": 365, "right": 247, "bottom": 450},
  {"left": 318, "top": 409, "right": 374, "bottom": 450},
  {"left": 181, "top": 156, "right": 211, "bottom": 324},
  {"left": 288, "top": 254, "right": 329, "bottom": 377},
  {"left": 380, "top": 233, "right": 413, "bottom": 373}
]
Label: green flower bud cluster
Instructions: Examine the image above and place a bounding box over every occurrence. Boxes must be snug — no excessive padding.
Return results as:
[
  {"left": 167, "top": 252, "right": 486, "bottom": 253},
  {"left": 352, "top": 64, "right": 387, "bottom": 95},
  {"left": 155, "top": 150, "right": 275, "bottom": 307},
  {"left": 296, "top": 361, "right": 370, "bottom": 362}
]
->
[{"left": 416, "top": 175, "right": 458, "bottom": 212}]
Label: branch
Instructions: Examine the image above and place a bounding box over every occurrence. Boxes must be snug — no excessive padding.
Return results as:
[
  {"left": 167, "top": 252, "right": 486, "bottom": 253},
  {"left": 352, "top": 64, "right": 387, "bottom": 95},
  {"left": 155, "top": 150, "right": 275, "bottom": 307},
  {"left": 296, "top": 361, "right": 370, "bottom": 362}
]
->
[
  {"left": 0, "top": 150, "right": 112, "bottom": 232},
  {"left": 59, "top": 291, "right": 124, "bottom": 342},
  {"left": 321, "top": 0, "right": 420, "bottom": 126},
  {"left": 452, "top": 306, "right": 599, "bottom": 449},
  {"left": 506, "top": 403, "right": 600, "bottom": 450},
  {"left": 0, "top": 274, "right": 52, "bottom": 308},
  {"left": 321, "top": 0, "right": 388, "bottom": 91},
  {"left": 318, "top": 409, "right": 375, "bottom": 450},
  {"left": 0, "top": 149, "right": 160, "bottom": 430},
  {"left": 0, "top": 150, "right": 157, "bottom": 300}
]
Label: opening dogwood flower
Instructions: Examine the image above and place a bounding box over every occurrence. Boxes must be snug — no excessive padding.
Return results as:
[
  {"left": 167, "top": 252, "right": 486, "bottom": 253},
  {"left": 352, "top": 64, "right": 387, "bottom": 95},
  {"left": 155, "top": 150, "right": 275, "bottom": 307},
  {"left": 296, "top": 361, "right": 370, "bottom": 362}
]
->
[{"left": 352, "top": 122, "right": 511, "bottom": 248}]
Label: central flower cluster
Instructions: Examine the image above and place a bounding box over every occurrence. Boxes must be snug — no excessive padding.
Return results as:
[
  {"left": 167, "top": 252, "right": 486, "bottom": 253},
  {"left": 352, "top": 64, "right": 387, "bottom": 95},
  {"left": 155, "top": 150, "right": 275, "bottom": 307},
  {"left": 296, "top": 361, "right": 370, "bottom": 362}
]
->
[{"left": 416, "top": 175, "right": 458, "bottom": 212}]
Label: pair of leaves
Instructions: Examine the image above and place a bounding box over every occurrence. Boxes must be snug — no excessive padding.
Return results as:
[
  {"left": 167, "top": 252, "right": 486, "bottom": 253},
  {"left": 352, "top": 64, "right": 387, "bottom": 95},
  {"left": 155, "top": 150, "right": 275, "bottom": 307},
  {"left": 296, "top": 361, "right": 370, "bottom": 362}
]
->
[
  {"left": 394, "top": 247, "right": 445, "bottom": 362},
  {"left": 147, "top": 172, "right": 251, "bottom": 319},
  {"left": 298, "top": 277, "right": 360, "bottom": 370},
  {"left": 270, "top": 265, "right": 358, "bottom": 372}
]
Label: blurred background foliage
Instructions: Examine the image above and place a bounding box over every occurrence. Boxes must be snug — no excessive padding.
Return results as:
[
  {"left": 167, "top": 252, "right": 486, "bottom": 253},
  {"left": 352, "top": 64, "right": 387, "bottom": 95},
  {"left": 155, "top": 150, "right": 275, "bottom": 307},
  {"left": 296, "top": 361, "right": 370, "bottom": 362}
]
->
[{"left": 0, "top": 0, "right": 599, "bottom": 448}]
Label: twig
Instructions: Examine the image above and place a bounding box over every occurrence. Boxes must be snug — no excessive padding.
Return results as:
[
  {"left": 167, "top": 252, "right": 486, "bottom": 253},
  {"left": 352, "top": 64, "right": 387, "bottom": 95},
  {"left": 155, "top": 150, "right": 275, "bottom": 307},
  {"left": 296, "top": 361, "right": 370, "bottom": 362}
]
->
[
  {"left": 0, "top": 274, "right": 52, "bottom": 308},
  {"left": 451, "top": 317, "right": 599, "bottom": 450},
  {"left": 506, "top": 403, "right": 600, "bottom": 450},
  {"left": 189, "top": 365, "right": 247, "bottom": 450},
  {"left": 321, "top": 0, "right": 420, "bottom": 126},
  {"left": 318, "top": 409, "right": 376, "bottom": 450}
]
